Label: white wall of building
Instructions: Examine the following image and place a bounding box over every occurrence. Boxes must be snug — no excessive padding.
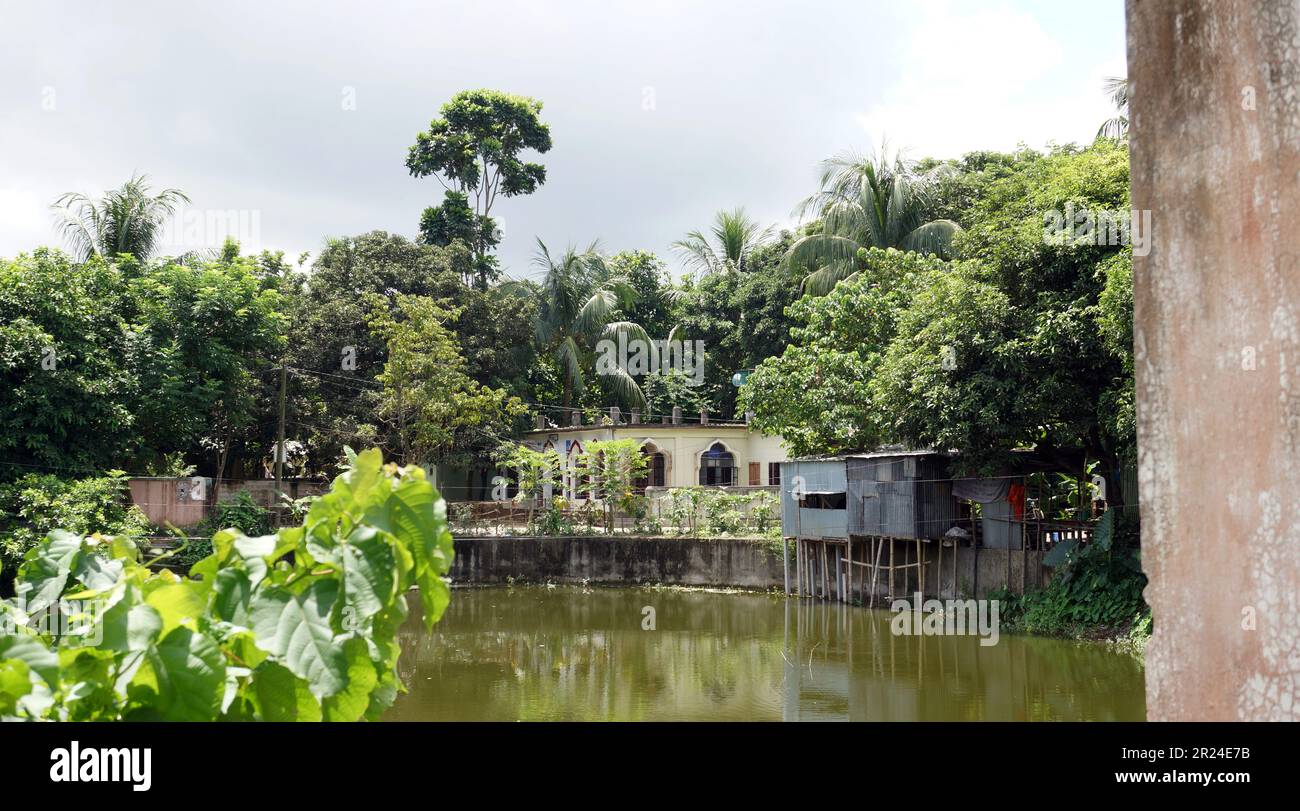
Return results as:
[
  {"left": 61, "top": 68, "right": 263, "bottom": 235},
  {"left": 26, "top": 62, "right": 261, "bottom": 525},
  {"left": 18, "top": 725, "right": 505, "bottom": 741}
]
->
[{"left": 523, "top": 424, "right": 788, "bottom": 496}]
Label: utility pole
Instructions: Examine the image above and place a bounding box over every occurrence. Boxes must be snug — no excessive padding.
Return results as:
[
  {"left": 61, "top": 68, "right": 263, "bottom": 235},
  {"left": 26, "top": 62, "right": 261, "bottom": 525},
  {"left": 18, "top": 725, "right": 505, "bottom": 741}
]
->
[{"left": 274, "top": 364, "right": 287, "bottom": 528}]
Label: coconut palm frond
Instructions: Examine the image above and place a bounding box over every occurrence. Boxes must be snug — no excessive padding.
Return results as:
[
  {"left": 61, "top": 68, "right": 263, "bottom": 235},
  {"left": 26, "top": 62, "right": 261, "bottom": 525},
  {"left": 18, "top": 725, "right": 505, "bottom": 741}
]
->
[
  {"left": 1097, "top": 76, "right": 1130, "bottom": 140},
  {"left": 602, "top": 364, "right": 647, "bottom": 410},
  {"left": 673, "top": 207, "right": 775, "bottom": 274},
  {"left": 556, "top": 335, "right": 585, "bottom": 398},
  {"left": 50, "top": 174, "right": 189, "bottom": 262},
  {"left": 902, "top": 219, "right": 961, "bottom": 257},
  {"left": 801, "top": 266, "right": 861, "bottom": 297},
  {"left": 784, "top": 143, "right": 961, "bottom": 294}
]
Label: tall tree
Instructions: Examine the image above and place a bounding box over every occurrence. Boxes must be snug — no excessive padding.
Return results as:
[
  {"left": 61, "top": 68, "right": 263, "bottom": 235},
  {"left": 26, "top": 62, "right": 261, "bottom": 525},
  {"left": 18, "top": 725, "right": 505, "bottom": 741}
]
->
[
  {"left": 51, "top": 174, "right": 189, "bottom": 262},
  {"left": 785, "top": 145, "right": 960, "bottom": 294},
  {"left": 406, "top": 89, "right": 552, "bottom": 287},
  {"left": 672, "top": 207, "right": 775, "bottom": 275},
  {"left": 515, "top": 239, "right": 646, "bottom": 411},
  {"left": 367, "top": 293, "right": 524, "bottom": 468},
  {"left": 670, "top": 231, "right": 805, "bottom": 418}
]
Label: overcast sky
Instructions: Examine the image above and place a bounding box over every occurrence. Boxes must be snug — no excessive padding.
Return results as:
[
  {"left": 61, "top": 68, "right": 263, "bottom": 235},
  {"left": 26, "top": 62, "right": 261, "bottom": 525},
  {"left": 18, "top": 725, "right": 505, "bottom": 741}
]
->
[{"left": 0, "top": 0, "right": 1126, "bottom": 277}]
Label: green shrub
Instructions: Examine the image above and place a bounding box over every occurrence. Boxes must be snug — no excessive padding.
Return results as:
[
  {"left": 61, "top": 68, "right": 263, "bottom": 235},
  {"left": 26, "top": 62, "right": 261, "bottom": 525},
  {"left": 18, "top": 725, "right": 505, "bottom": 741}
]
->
[
  {"left": 749, "top": 491, "right": 779, "bottom": 535},
  {"left": 0, "top": 473, "right": 151, "bottom": 587},
  {"left": 996, "top": 510, "right": 1148, "bottom": 636},
  {"left": 0, "top": 448, "right": 453, "bottom": 721},
  {"left": 701, "top": 490, "right": 747, "bottom": 535},
  {"left": 198, "top": 490, "right": 273, "bottom": 537}
]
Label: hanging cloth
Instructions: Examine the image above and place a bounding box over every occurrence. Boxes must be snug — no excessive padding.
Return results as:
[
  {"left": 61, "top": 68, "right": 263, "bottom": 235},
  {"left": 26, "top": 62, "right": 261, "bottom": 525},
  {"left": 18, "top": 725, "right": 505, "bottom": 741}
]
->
[
  {"left": 1008, "top": 483, "right": 1026, "bottom": 521},
  {"left": 952, "top": 477, "right": 1011, "bottom": 504}
]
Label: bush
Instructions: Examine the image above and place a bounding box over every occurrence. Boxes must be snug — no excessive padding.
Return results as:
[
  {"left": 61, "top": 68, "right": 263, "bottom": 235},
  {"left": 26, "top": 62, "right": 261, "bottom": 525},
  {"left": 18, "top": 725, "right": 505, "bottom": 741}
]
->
[
  {"left": 197, "top": 490, "right": 273, "bottom": 537},
  {"left": 0, "top": 448, "right": 453, "bottom": 721},
  {"left": 701, "top": 490, "right": 747, "bottom": 535},
  {"left": 0, "top": 473, "right": 151, "bottom": 588},
  {"left": 996, "top": 510, "right": 1148, "bottom": 637}
]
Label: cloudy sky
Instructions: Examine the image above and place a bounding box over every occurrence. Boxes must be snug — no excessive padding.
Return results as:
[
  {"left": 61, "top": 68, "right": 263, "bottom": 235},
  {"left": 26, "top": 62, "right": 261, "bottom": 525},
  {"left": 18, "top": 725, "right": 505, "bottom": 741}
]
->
[{"left": 0, "top": 0, "right": 1126, "bottom": 277}]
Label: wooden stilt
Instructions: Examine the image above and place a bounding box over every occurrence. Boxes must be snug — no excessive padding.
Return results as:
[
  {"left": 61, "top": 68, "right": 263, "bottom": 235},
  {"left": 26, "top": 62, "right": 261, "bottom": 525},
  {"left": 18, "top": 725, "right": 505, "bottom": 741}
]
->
[
  {"left": 1020, "top": 537, "right": 1027, "bottom": 596},
  {"left": 822, "top": 542, "right": 830, "bottom": 599},
  {"left": 835, "top": 544, "right": 843, "bottom": 603},
  {"left": 847, "top": 538, "right": 854, "bottom": 604},
  {"left": 937, "top": 541, "right": 943, "bottom": 602},
  {"left": 888, "top": 538, "right": 895, "bottom": 601},
  {"left": 870, "top": 537, "right": 884, "bottom": 608},
  {"left": 795, "top": 539, "right": 803, "bottom": 599},
  {"left": 917, "top": 538, "right": 925, "bottom": 599},
  {"left": 952, "top": 537, "right": 959, "bottom": 599}
]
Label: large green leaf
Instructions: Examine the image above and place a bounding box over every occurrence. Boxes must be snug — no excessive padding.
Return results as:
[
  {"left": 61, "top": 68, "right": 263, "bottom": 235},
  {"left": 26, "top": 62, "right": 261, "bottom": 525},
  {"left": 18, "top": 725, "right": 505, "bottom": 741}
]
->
[
  {"left": 322, "top": 637, "right": 378, "bottom": 722},
  {"left": 0, "top": 635, "right": 59, "bottom": 686},
  {"left": 0, "top": 659, "right": 33, "bottom": 716},
  {"left": 96, "top": 588, "right": 163, "bottom": 653},
  {"left": 15, "top": 530, "right": 83, "bottom": 614},
  {"left": 72, "top": 553, "right": 124, "bottom": 593},
  {"left": 212, "top": 567, "right": 253, "bottom": 626},
  {"left": 340, "top": 526, "right": 397, "bottom": 620},
  {"left": 366, "top": 474, "right": 453, "bottom": 629},
  {"left": 253, "top": 660, "right": 322, "bottom": 721},
  {"left": 1043, "top": 538, "right": 1077, "bottom": 568},
  {"left": 138, "top": 627, "right": 226, "bottom": 721},
  {"left": 1093, "top": 508, "right": 1115, "bottom": 551},
  {"left": 145, "top": 579, "right": 210, "bottom": 636},
  {"left": 250, "top": 579, "right": 347, "bottom": 698}
]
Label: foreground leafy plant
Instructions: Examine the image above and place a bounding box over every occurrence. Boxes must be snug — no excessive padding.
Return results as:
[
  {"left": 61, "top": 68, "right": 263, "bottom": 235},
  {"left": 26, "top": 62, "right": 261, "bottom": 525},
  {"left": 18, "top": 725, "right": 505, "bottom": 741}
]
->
[{"left": 0, "top": 448, "right": 453, "bottom": 721}]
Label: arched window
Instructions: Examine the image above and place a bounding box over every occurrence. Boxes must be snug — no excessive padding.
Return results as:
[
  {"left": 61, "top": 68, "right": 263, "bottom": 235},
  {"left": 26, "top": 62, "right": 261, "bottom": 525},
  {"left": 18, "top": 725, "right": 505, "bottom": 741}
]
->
[
  {"left": 636, "top": 446, "right": 667, "bottom": 491},
  {"left": 699, "top": 442, "right": 736, "bottom": 486}
]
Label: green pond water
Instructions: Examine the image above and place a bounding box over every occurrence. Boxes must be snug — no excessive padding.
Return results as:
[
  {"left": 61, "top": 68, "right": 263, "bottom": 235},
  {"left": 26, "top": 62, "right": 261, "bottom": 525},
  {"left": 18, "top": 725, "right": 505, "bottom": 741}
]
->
[{"left": 387, "top": 586, "right": 1146, "bottom": 721}]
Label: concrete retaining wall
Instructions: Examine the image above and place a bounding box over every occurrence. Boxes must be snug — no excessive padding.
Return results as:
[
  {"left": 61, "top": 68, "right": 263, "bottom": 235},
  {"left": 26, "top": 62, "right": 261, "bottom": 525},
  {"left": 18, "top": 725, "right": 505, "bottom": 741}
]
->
[
  {"left": 451, "top": 535, "right": 787, "bottom": 589},
  {"left": 451, "top": 535, "right": 1052, "bottom": 597}
]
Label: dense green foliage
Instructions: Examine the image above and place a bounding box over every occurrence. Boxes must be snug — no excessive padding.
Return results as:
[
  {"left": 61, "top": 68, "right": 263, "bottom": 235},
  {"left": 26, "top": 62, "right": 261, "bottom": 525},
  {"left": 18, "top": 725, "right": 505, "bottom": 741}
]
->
[
  {"left": 0, "top": 473, "right": 151, "bottom": 588},
  {"left": 993, "top": 510, "right": 1147, "bottom": 637},
  {"left": 368, "top": 293, "right": 525, "bottom": 468},
  {"left": 743, "top": 141, "right": 1136, "bottom": 478},
  {"left": 0, "top": 449, "right": 452, "bottom": 720},
  {"left": 197, "top": 491, "right": 273, "bottom": 538},
  {"left": 0, "top": 247, "right": 286, "bottom": 478}
]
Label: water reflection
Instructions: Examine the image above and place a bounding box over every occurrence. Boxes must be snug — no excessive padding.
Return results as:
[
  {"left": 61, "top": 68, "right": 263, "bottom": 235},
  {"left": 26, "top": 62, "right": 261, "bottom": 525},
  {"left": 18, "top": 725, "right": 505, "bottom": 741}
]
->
[{"left": 387, "top": 586, "right": 1145, "bottom": 721}]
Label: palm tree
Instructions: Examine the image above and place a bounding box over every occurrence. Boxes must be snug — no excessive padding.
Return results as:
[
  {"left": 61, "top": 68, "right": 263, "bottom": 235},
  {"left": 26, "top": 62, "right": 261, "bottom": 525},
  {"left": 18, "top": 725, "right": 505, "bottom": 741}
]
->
[
  {"left": 672, "top": 207, "right": 775, "bottom": 274},
  {"left": 515, "top": 239, "right": 649, "bottom": 410},
  {"left": 1097, "top": 76, "right": 1130, "bottom": 140},
  {"left": 783, "top": 145, "right": 961, "bottom": 294},
  {"left": 52, "top": 174, "right": 189, "bottom": 262}
]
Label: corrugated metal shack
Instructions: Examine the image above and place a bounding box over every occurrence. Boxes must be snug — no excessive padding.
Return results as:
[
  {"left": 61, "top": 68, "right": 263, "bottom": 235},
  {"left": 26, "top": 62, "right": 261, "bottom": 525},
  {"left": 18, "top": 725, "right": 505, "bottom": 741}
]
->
[
  {"left": 781, "top": 451, "right": 958, "bottom": 541},
  {"left": 779, "top": 450, "right": 1055, "bottom": 604},
  {"left": 849, "top": 450, "right": 958, "bottom": 539},
  {"left": 780, "top": 458, "right": 849, "bottom": 540}
]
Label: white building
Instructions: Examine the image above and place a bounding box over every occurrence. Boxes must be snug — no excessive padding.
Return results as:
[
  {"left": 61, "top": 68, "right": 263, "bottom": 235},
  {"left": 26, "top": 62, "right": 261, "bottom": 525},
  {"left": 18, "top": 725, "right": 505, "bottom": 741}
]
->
[{"left": 522, "top": 411, "right": 787, "bottom": 499}]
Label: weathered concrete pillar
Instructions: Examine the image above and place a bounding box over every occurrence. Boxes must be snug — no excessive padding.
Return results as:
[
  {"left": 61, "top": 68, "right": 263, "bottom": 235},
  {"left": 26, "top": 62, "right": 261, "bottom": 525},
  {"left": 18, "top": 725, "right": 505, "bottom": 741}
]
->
[
  {"left": 1129, "top": 0, "right": 1300, "bottom": 720},
  {"left": 570, "top": 410, "right": 581, "bottom": 427}
]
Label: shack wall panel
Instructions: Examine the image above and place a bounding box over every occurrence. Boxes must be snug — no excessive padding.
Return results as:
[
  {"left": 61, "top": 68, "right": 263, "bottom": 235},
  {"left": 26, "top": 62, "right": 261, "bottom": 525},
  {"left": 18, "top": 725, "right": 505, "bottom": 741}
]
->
[{"left": 781, "top": 459, "right": 849, "bottom": 538}]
